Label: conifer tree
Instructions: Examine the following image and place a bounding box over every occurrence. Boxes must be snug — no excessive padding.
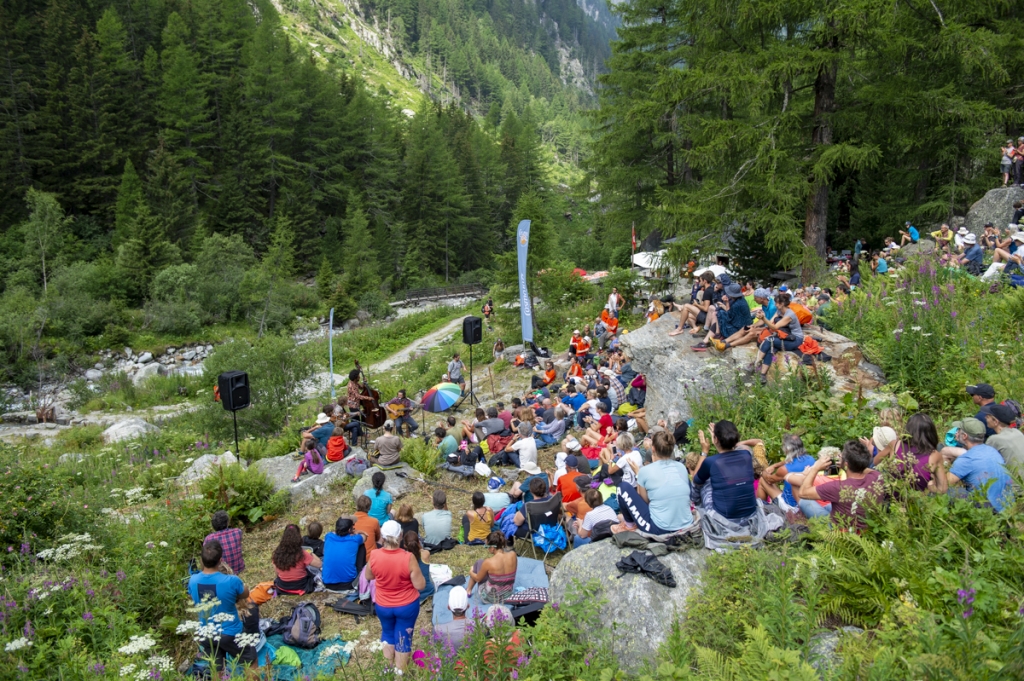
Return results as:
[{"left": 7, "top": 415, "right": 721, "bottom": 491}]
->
[{"left": 113, "top": 158, "right": 144, "bottom": 247}]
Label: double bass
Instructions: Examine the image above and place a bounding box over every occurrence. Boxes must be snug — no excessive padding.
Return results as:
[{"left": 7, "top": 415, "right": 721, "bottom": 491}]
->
[{"left": 354, "top": 359, "right": 385, "bottom": 429}]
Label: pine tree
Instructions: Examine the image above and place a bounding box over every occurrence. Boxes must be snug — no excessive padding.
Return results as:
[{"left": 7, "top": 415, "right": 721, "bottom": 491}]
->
[
  {"left": 114, "top": 158, "right": 144, "bottom": 247},
  {"left": 340, "top": 206, "right": 380, "bottom": 298},
  {"left": 316, "top": 256, "right": 335, "bottom": 302}
]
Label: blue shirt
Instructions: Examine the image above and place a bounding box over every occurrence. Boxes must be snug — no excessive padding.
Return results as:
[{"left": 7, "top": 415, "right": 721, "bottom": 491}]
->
[
  {"left": 364, "top": 489, "right": 393, "bottom": 524},
  {"left": 949, "top": 444, "right": 1013, "bottom": 512},
  {"left": 321, "top": 533, "right": 364, "bottom": 585},
  {"left": 310, "top": 423, "right": 335, "bottom": 448},
  {"left": 782, "top": 455, "right": 816, "bottom": 507},
  {"left": 565, "top": 394, "right": 587, "bottom": 412},
  {"left": 693, "top": 450, "right": 757, "bottom": 519},
  {"left": 721, "top": 296, "right": 753, "bottom": 336},
  {"left": 908, "top": 226, "right": 919, "bottom": 241},
  {"left": 188, "top": 571, "right": 246, "bottom": 636},
  {"left": 876, "top": 258, "right": 888, "bottom": 274},
  {"left": 637, "top": 459, "right": 694, "bottom": 531},
  {"left": 761, "top": 299, "right": 778, "bottom": 320},
  {"left": 963, "top": 244, "right": 983, "bottom": 265}
]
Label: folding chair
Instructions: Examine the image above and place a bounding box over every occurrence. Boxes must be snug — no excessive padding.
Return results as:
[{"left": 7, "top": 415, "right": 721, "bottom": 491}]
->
[{"left": 519, "top": 492, "right": 566, "bottom": 564}]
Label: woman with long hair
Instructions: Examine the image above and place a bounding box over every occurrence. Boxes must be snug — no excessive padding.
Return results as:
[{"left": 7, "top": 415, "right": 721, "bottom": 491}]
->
[
  {"left": 365, "top": 521, "right": 426, "bottom": 673},
  {"left": 272, "top": 524, "right": 322, "bottom": 594},
  {"left": 467, "top": 531, "right": 518, "bottom": 604},
  {"left": 402, "top": 531, "right": 435, "bottom": 602},
  {"left": 363, "top": 471, "right": 393, "bottom": 525},
  {"left": 896, "top": 413, "right": 948, "bottom": 494}
]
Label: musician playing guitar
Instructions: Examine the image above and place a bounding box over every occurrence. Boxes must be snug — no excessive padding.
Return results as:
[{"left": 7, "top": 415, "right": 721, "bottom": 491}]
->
[
  {"left": 345, "top": 368, "right": 378, "bottom": 441},
  {"left": 385, "top": 389, "right": 420, "bottom": 438}
]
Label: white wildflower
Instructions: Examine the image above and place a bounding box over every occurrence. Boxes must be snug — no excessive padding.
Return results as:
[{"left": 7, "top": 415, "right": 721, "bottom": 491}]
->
[
  {"left": 210, "top": 612, "right": 236, "bottom": 624},
  {"left": 235, "top": 632, "right": 261, "bottom": 649},
  {"left": 158, "top": 541, "right": 168, "bottom": 548},
  {"left": 319, "top": 643, "right": 345, "bottom": 661},
  {"left": 366, "top": 640, "right": 384, "bottom": 653},
  {"left": 910, "top": 291, "right": 922, "bottom": 295},
  {"left": 910, "top": 326, "right": 922, "bottom": 332},
  {"left": 118, "top": 634, "right": 157, "bottom": 655},
  {"left": 922, "top": 333, "right": 933, "bottom": 337},
  {"left": 145, "top": 655, "right": 173, "bottom": 671},
  {"left": 175, "top": 621, "right": 200, "bottom": 635},
  {"left": 881, "top": 540, "right": 894, "bottom": 552},
  {"left": 913, "top": 300, "right": 926, "bottom": 306},
  {"left": 119, "top": 663, "right": 136, "bottom": 677},
  {"left": 194, "top": 622, "right": 223, "bottom": 643},
  {"left": 5, "top": 637, "right": 32, "bottom": 652}
]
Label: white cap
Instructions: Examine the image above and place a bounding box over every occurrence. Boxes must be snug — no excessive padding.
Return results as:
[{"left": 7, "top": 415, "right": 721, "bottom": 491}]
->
[
  {"left": 384, "top": 419, "right": 395, "bottom": 430},
  {"left": 448, "top": 586, "right": 468, "bottom": 612},
  {"left": 381, "top": 520, "right": 402, "bottom": 540},
  {"left": 520, "top": 461, "right": 542, "bottom": 475}
]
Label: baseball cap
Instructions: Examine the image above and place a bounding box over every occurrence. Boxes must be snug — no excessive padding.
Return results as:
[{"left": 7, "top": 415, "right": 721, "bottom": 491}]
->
[
  {"left": 574, "top": 475, "right": 593, "bottom": 490},
  {"left": 487, "top": 476, "right": 504, "bottom": 491},
  {"left": 448, "top": 586, "right": 469, "bottom": 612},
  {"left": 988, "top": 404, "right": 1016, "bottom": 425},
  {"left": 872, "top": 426, "right": 898, "bottom": 452},
  {"left": 381, "top": 520, "right": 402, "bottom": 540},
  {"left": 384, "top": 419, "right": 395, "bottom": 429},
  {"left": 564, "top": 454, "right": 579, "bottom": 468},
  {"left": 966, "top": 383, "right": 995, "bottom": 399},
  {"left": 951, "top": 418, "right": 986, "bottom": 439}
]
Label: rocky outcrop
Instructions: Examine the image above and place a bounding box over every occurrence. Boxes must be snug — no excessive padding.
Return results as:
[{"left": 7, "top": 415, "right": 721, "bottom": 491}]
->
[
  {"left": 899, "top": 239, "right": 936, "bottom": 258},
  {"left": 549, "top": 541, "right": 709, "bottom": 671},
  {"left": 101, "top": 418, "right": 160, "bottom": 443},
  {"left": 254, "top": 449, "right": 362, "bottom": 501},
  {"left": 351, "top": 463, "right": 415, "bottom": 501},
  {"left": 132, "top": 362, "right": 167, "bottom": 385},
  {"left": 619, "top": 315, "right": 885, "bottom": 423},
  {"left": 178, "top": 451, "right": 243, "bottom": 484},
  {"left": 965, "top": 186, "right": 1024, "bottom": 235}
]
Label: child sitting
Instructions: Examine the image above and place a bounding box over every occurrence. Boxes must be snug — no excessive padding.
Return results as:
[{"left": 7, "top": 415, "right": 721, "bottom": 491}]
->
[
  {"left": 292, "top": 440, "right": 325, "bottom": 483},
  {"left": 302, "top": 520, "right": 324, "bottom": 558}
]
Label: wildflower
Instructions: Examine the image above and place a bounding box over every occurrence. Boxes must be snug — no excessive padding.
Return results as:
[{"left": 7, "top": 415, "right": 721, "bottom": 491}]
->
[
  {"left": 119, "top": 663, "right": 137, "bottom": 677},
  {"left": 910, "top": 326, "right": 922, "bottom": 332},
  {"left": 118, "top": 634, "right": 157, "bottom": 655},
  {"left": 4, "top": 637, "right": 32, "bottom": 652},
  {"left": 158, "top": 541, "right": 168, "bottom": 548},
  {"left": 91, "top": 663, "right": 106, "bottom": 674},
  {"left": 83, "top": 612, "right": 94, "bottom": 622},
  {"left": 951, "top": 310, "right": 958, "bottom": 319},
  {"left": 116, "top": 571, "right": 126, "bottom": 582}
]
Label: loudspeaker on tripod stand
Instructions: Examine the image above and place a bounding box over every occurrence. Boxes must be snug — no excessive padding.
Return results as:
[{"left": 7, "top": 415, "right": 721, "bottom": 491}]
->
[
  {"left": 462, "top": 316, "right": 483, "bottom": 345},
  {"left": 218, "top": 371, "right": 250, "bottom": 411}
]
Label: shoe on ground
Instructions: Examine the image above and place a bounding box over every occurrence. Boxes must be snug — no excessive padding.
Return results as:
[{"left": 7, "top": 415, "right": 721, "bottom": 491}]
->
[
  {"left": 692, "top": 343, "right": 708, "bottom": 352},
  {"left": 710, "top": 338, "right": 726, "bottom": 352}
]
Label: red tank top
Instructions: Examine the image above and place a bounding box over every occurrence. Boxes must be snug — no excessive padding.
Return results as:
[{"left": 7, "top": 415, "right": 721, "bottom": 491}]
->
[{"left": 369, "top": 548, "right": 419, "bottom": 607}]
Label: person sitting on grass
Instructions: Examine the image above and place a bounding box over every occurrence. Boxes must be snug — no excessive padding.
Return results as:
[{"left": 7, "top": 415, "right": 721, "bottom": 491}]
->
[
  {"left": 534, "top": 408, "right": 566, "bottom": 448},
  {"left": 396, "top": 504, "right": 419, "bottom": 541},
  {"left": 372, "top": 420, "right": 403, "bottom": 467},
  {"left": 580, "top": 401, "right": 614, "bottom": 448},
  {"left": 434, "top": 586, "right": 471, "bottom": 652},
  {"left": 188, "top": 540, "right": 255, "bottom": 670},
  {"left": 302, "top": 521, "right": 324, "bottom": 558},
  {"left": 272, "top": 524, "right": 322, "bottom": 594},
  {"left": 984, "top": 404, "right": 1024, "bottom": 479},
  {"left": 759, "top": 433, "right": 817, "bottom": 514},
  {"left": 463, "top": 491, "right": 495, "bottom": 545},
  {"left": 422, "top": 490, "right": 453, "bottom": 546},
  {"left": 890, "top": 413, "right": 948, "bottom": 494},
  {"left": 599, "top": 433, "right": 644, "bottom": 487},
  {"left": 616, "top": 430, "right": 694, "bottom": 537},
  {"left": 363, "top": 471, "right": 393, "bottom": 525},
  {"left": 572, "top": 488, "right": 619, "bottom": 547},
  {"left": 797, "top": 440, "right": 885, "bottom": 531},
  {"left": 511, "top": 477, "right": 553, "bottom": 537},
  {"left": 691, "top": 421, "right": 758, "bottom": 526},
  {"left": 435, "top": 427, "right": 459, "bottom": 461},
  {"left": 751, "top": 293, "right": 804, "bottom": 384},
  {"left": 321, "top": 517, "right": 366, "bottom": 592},
  {"left": 461, "top": 408, "right": 486, "bottom": 443},
  {"left": 945, "top": 417, "right": 1014, "bottom": 512},
  {"left": 205, "top": 510, "right": 244, "bottom": 575},
  {"left": 353, "top": 495, "right": 381, "bottom": 557},
  {"left": 292, "top": 439, "right": 325, "bottom": 483},
  {"left": 467, "top": 532, "right": 518, "bottom": 605}
]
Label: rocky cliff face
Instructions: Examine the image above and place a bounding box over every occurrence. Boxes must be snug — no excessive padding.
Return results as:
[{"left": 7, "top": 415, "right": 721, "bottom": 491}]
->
[
  {"left": 619, "top": 315, "right": 885, "bottom": 423},
  {"left": 965, "top": 186, "right": 1024, "bottom": 235}
]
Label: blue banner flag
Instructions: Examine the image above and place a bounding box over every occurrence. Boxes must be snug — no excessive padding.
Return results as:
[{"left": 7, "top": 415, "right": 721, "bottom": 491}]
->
[{"left": 516, "top": 220, "right": 533, "bottom": 343}]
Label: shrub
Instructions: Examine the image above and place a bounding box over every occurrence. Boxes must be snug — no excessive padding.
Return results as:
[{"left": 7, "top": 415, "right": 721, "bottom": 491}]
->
[
  {"left": 401, "top": 437, "right": 439, "bottom": 477},
  {"left": 198, "top": 464, "right": 289, "bottom": 525}
]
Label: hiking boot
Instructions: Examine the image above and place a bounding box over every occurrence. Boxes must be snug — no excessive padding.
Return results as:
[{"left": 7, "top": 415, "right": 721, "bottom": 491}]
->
[
  {"left": 710, "top": 338, "right": 726, "bottom": 352},
  {"left": 692, "top": 343, "right": 708, "bottom": 352}
]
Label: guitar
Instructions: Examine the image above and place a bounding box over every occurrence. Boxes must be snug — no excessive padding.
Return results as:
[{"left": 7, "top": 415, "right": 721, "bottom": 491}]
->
[{"left": 385, "top": 402, "right": 420, "bottom": 420}]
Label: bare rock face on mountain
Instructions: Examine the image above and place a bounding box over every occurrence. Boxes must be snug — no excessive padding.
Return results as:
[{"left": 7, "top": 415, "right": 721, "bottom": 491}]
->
[
  {"left": 619, "top": 315, "right": 885, "bottom": 423},
  {"left": 966, "top": 186, "right": 1024, "bottom": 235}
]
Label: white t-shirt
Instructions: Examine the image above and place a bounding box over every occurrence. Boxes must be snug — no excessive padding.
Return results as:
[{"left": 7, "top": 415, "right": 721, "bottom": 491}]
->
[
  {"left": 581, "top": 504, "right": 619, "bottom": 532},
  {"left": 614, "top": 449, "right": 644, "bottom": 487},
  {"left": 510, "top": 437, "right": 538, "bottom": 469}
]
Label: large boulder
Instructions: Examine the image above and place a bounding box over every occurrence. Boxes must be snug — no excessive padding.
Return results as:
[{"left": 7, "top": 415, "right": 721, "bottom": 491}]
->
[
  {"left": 254, "top": 448, "right": 365, "bottom": 501},
  {"left": 549, "top": 541, "right": 709, "bottom": 671},
  {"left": 132, "top": 362, "right": 166, "bottom": 385},
  {"left": 502, "top": 344, "right": 526, "bottom": 362},
  {"left": 351, "top": 463, "right": 415, "bottom": 501},
  {"left": 101, "top": 418, "right": 160, "bottom": 444},
  {"left": 619, "top": 315, "right": 884, "bottom": 423},
  {"left": 899, "top": 238, "right": 936, "bottom": 258},
  {"left": 965, "top": 186, "right": 1024, "bottom": 235},
  {"left": 178, "top": 451, "right": 242, "bottom": 484}
]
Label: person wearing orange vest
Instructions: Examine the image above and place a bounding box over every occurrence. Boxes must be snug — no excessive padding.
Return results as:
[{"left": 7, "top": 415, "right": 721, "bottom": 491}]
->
[
  {"left": 567, "top": 330, "right": 582, "bottom": 360},
  {"left": 575, "top": 335, "right": 592, "bottom": 360}
]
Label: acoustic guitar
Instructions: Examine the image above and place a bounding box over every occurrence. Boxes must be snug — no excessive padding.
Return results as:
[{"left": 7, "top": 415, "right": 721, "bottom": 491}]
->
[{"left": 385, "top": 403, "right": 420, "bottom": 420}]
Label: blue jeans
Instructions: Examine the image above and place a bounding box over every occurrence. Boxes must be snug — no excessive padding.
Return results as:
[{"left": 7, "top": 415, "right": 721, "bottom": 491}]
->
[
  {"left": 376, "top": 599, "right": 420, "bottom": 653},
  {"left": 536, "top": 433, "right": 560, "bottom": 448},
  {"left": 617, "top": 481, "right": 671, "bottom": 535},
  {"left": 760, "top": 336, "right": 802, "bottom": 364},
  {"left": 573, "top": 535, "right": 592, "bottom": 548},
  {"left": 394, "top": 415, "right": 418, "bottom": 434},
  {"left": 799, "top": 499, "right": 832, "bottom": 519}
]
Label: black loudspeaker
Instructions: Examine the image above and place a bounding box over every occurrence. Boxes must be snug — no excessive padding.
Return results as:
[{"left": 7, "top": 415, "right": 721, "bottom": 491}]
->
[
  {"left": 218, "top": 371, "right": 250, "bottom": 412},
  {"left": 462, "top": 316, "right": 483, "bottom": 345}
]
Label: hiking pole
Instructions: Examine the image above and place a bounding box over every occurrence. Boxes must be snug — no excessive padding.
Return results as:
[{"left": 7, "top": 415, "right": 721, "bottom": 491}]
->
[{"left": 395, "top": 471, "right": 475, "bottom": 491}]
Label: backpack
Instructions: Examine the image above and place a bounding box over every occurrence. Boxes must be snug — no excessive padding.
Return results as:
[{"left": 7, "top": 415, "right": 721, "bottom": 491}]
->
[
  {"left": 797, "top": 337, "right": 823, "bottom": 355},
  {"left": 282, "top": 602, "right": 322, "bottom": 648},
  {"left": 789, "top": 303, "right": 813, "bottom": 325},
  {"left": 345, "top": 456, "right": 368, "bottom": 477}
]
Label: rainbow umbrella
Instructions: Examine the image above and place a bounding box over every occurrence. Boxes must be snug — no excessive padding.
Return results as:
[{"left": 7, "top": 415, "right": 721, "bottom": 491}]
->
[{"left": 421, "top": 382, "right": 463, "bottom": 413}]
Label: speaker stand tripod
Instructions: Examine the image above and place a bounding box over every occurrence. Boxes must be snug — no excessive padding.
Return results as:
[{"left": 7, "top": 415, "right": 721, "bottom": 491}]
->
[
  {"left": 466, "top": 343, "right": 481, "bottom": 407},
  {"left": 231, "top": 410, "right": 240, "bottom": 457}
]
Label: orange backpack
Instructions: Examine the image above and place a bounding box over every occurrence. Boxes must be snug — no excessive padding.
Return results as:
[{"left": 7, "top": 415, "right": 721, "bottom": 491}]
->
[
  {"left": 798, "top": 337, "right": 823, "bottom": 355},
  {"left": 789, "top": 303, "right": 813, "bottom": 326}
]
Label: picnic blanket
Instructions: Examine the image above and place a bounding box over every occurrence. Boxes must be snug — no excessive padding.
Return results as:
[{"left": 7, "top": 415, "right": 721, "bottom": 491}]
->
[
  {"left": 432, "top": 557, "right": 549, "bottom": 626},
  {"left": 262, "top": 634, "right": 351, "bottom": 680}
]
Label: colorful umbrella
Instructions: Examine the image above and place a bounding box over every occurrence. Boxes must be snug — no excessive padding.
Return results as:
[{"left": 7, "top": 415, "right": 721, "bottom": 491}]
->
[{"left": 421, "top": 382, "right": 463, "bottom": 413}]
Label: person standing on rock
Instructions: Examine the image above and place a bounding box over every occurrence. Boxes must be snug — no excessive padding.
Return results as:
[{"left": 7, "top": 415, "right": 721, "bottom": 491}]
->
[
  {"left": 607, "top": 287, "right": 624, "bottom": 319},
  {"left": 1014, "top": 137, "right": 1024, "bottom": 187},
  {"left": 448, "top": 353, "right": 466, "bottom": 394},
  {"left": 1002, "top": 140, "right": 1016, "bottom": 187}
]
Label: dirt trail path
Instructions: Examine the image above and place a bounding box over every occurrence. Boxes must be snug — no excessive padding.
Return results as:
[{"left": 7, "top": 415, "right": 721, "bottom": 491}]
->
[{"left": 369, "top": 317, "right": 464, "bottom": 373}]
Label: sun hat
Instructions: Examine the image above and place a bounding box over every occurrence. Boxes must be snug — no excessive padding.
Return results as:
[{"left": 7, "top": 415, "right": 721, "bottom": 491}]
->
[
  {"left": 564, "top": 438, "right": 582, "bottom": 452},
  {"left": 966, "top": 383, "right": 995, "bottom": 399},
  {"left": 316, "top": 413, "right": 331, "bottom": 425},
  {"left": 1012, "top": 233, "right": 1024, "bottom": 243},
  {"left": 475, "top": 461, "right": 493, "bottom": 477},
  {"left": 989, "top": 404, "right": 1016, "bottom": 425},
  {"left": 520, "top": 461, "right": 542, "bottom": 475},
  {"left": 753, "top": 287, "right": 771, "bottom": 299},
  {"left": 381, "top": 520, "right": 403, "bottom": 540},
  {"left": 724, "top": 283, "right": 744, "bottom": 298},
  {"left": 963, "top": 233, "right": 977, "bottom": 244},
  {"left": 564, "top": 455, "right": 579, "bottom": 468},
  {"left": 483, "top": 605, "right": 513, "bottom": 629},
  {"left": 448, "top": 586, "right": 469, "bottom": 612},
  {"left": 951, "top": 418, "right": 986, "bottom": 439},
  {"left": 871, "top": 426, "right": 898, "bottom": 452},
  {"left": 957, "top": 226, "right": 969, "bottom": 235}
]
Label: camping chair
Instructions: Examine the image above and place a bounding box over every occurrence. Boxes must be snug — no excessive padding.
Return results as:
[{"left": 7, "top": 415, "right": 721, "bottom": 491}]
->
[{"left": 517, "top": 492, "right": 566, "bottom": 565}]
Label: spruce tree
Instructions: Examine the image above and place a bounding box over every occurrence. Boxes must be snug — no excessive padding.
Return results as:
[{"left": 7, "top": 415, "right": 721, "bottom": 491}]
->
[{"left": 114, "top": 158, "right": 144, "bottom": 247}]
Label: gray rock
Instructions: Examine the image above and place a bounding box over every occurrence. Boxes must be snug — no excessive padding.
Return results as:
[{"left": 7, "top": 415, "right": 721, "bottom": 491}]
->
[
  {"left": 965, "top": 186, "right": 1024, "bottom": 235},
  {"left": 166, "top": 347, "right": 176, "bottom": 355},
  {"left": 178, "top": 451, "right": 242, "bottom": 484},
  {"left": 132, "top": 362, "right": 166, "bottom": 385},
  {"left": 899, "top": 239, "right": 936, "bottom": 257},
  {"left": 85, "top": 369, "right": 103, "bottom": 381},
  {"left": 808, "top": 626, "right": 864, "bottom": 671},
  {"left": 182, "top": 350, "right": 197, "bottom": 361},
  {"left": 549, "top": 540, "right": 709, "bottom": 671},
  {"left": 356, "top": 309, "right": 372, "bottom": 322},
  {"left": 351, "top": 463, "right": 415, "bottom": 501},
  {"left": 137, "top": 352, "right": 154, "bottom": 364},
  {"left": 205, "top": 345, "right": 214, "bottom": 353},
  {"left": 124, "top": 346, "right": 133, "bottom": 357},
  {"left": 254, "top": 449, "right": 361, "bottom": 501},
  {"left": 101, "top": 418, "right": 160, "bottom": 444},
  {"left": 58, "top": 452, "right": 87, "bottom": 464},
  {"left": 94, "top": 363, "right": 104, "bottom": 370},
  {"left": 502, "top": 344, "right": 526, "bottom": 362}
]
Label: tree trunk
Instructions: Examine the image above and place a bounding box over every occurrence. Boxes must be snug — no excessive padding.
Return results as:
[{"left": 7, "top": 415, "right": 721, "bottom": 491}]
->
[{"left": 803, "top": 54, "right": 837, "bottom": 283}]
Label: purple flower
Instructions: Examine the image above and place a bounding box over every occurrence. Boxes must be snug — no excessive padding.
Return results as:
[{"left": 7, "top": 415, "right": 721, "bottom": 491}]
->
[
  {"left": 551, "top": 602, "right": 560, "bottom": 612},
  {"left": 951, "top": 310, "right": 958, "bottom": 319},
  {"left": 957, "top": 588, "right": 976, "bottom": 606},
  {"left": 932, "top": 285, "right": 940, "bottom": 296},
  {"left": 511, "top": 672, "right": 518, "bottom": 680},
  {"left": 149, "top": 670, "right": 162, "bottom": 680},
  {"left": 86, "top": 589, "right": 95, "bottom": 597},
  {"left": 894, "top": 332, "right": 902, "bottom": 342},
  {"left": 947, "top": 283, "right": 955, "bottom": 294},
  {"left": 17, "top": 666, "right": 27, "bottom": 674},
  {"left": 90, "top": 663, "right": 105, "bottom": 674},
  {"left": 146, "top": 542, "right": 155, "bottom": 549},
  {"left": 82, "top": 612, "right": 94, "bottom": 622},
  {"left": 962, "top": 607, "right": 974, "bottom": 619},
  {"left": 980, "top": 362, "right": 986, "bottom": 370},
  {"left": 20, "top": 543, "right": 30, "bottom": 555},
  {"left": 23, "top": 620, "right": 33, "bottom": 638},
  {"left": 116, "top": 570, "right": 126, "bottom": 582}
]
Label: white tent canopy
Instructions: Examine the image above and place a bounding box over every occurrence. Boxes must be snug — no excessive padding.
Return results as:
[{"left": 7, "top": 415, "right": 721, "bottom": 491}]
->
[
  {"left": 692, "top": 264, "right": 728, "bottom": 279},
  {"left": 632, "top": 250, "right": 667, "bottom": 270}
]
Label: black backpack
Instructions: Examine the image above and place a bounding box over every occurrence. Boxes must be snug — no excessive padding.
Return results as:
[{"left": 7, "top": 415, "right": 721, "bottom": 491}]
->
[{"left": 282, "top": 602, "right": 322, "bottom": 648}]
